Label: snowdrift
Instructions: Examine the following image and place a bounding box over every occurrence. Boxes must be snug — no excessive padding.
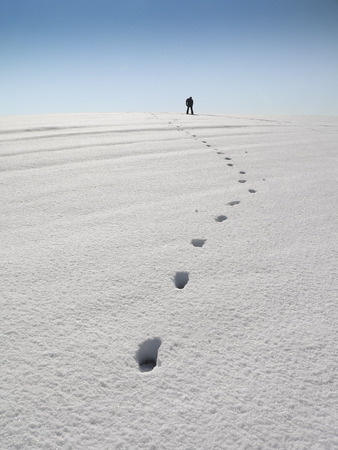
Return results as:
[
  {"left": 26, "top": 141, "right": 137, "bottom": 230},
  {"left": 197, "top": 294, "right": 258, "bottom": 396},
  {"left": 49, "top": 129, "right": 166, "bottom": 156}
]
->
[{"left": 1, "top": 112, "right": 337, "bottom": 448}]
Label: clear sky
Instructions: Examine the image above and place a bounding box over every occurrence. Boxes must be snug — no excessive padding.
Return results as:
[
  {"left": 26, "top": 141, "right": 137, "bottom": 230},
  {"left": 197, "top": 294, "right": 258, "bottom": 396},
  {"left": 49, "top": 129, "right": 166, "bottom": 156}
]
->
[{"left": 1, "top": 0, "right": 338, "bottom": 116}]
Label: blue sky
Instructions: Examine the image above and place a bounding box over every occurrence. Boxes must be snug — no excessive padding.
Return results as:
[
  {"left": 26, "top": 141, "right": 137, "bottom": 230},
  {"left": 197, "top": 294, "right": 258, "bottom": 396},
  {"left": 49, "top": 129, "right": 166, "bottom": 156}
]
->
[{"left": 1, "top": 0, "right": 338, "bottom": 115}]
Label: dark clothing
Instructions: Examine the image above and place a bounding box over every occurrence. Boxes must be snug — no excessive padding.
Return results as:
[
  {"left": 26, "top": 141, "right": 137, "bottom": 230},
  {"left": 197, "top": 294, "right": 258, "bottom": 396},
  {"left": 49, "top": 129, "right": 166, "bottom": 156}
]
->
[
  {"left": 186, "top": 97, "right": 193, "bottom": 107},
  {"left": 186, "top": 97, "right": 194, "bottom": 114}
]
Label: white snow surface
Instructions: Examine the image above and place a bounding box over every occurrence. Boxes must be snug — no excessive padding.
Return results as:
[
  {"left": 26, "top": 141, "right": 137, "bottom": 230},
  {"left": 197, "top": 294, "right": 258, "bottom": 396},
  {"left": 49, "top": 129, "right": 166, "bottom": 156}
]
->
[{"left": 1, "top": 112, "right": 337, "bottom": 449}]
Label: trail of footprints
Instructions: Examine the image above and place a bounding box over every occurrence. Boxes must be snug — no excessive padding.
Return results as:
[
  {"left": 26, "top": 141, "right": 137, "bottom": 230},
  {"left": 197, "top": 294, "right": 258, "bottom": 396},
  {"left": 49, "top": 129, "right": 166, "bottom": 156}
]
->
[
  {"left": 171, "top": 122, "right": 258, "bottom": 286},
  {"left": 173, "top": 122, "right": 259, "bottom": 282},
  {"left": 178, "top": 121, "right": 258, "bottom": 259},
  {"left": 136, "top": 119, "right": 258, "bottom": 372}
]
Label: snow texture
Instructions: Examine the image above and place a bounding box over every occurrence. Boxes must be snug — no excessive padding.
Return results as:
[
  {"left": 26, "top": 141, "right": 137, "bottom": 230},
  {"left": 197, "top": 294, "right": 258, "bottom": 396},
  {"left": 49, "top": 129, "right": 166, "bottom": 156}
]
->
[{"left": 1, "top": 112, "right": 337, "bottom": 449}]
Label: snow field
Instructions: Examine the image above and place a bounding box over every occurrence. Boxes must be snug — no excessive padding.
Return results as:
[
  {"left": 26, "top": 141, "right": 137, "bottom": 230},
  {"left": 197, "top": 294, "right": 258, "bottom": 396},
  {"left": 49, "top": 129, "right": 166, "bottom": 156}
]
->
[{"left": 1, "top": 112, "right": 337, "bottom": 449}]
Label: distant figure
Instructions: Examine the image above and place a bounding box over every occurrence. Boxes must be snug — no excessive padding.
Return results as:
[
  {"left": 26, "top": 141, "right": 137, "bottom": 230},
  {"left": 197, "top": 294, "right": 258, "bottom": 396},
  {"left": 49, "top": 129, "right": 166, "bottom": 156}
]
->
[{"left": 186, "top": 97, "right": 194, "bottom": 115}]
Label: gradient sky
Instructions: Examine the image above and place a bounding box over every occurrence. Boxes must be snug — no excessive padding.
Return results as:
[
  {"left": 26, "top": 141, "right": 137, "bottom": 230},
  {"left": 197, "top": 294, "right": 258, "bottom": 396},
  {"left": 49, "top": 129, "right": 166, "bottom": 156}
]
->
[{"left": 1, "top": 0, "right": 338, "bottom": 115}]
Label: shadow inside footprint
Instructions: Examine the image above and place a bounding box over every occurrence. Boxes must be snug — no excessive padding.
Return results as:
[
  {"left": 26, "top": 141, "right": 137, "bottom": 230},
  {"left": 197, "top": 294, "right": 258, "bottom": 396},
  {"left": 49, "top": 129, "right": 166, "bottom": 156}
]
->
[
  {"left": 227, "top": 163, "right": 233, "bottom": 166},
  {"left": 174, "top": 272, "right": 189, "bottom": 289},
  {"left": 248, "top": 189, "right": 257, "bottom": 193},
  {"left": 225, "top": 157, "right": 232, "bottom": 160},
  {"left": 135, "top": 338, "right": 162, "bottom": 372},
  {"left": 228, "top": 201, "right": 240, "bottom": 206},
  {"left": 191, "top": 239, "right": 206, "bottom": 247},
  {"left": 238, "top": 180, "right": 247, "bottom": 183},
  {"left": 239, "top": 171, "right": 246, "bottom": 174},
  {"left": 215, "top": 215, "right": 228, "bottom": 222}
]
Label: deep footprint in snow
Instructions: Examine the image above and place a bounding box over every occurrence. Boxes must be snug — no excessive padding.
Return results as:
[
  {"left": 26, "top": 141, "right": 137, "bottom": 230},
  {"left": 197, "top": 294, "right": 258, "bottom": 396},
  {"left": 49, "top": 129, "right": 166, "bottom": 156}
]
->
[
  {"left": 217, "top": 152, "right": 224, "bottom": 154},
  {"left": 227, "top": 163, "right": 233, "bottom": 167},
  {"left": 238, "top": 180, "right": 247, "bottom": 183},
  {"left": 191, "top": 239, "right": 207, "bottom": 247},
  {"left": 215, "top": 215, "right": 228, "bottom": 222},
  {"left": 174, "top": 272, "right": 189, "bottom": 289},
  {"left": 135, "top": 338, "right": 162, "bottom": 372},
  {"left": 228, "top": 201, "right": 240, "bottom": 206},
  {"left": 225, "top": 157, "right": 232, "bottom": 160},
  {"left": 248, "top": 189, "right": 257, "bottom": 193},
  {"left": 202, "top": 141, "right": 207, "bottom": 143},
  {"left": 239, "top": 171, "right": 246, "bottom": 174}
]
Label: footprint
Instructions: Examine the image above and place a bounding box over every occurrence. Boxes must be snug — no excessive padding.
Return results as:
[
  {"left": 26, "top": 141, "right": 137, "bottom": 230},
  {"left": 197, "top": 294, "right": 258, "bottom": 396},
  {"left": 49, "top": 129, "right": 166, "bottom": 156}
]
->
[
  {"left": 202, "top": 141, "right": 207, "bottom": 143},
  {"left": 239, "top": 171, "right": 246, "bottom": 174},
  {"left": 225, "top": 157, "right": 231, "bottom": 160},
  {"left": 227, "top": 163, "right": 233, "bottom": 167},
  {"left": 206, "top": 145, "right": 211, "bottom": 147},
  {"left": 135, "top": 338, "right": 162, "bottom": 372},
  {"left": 215, "top": 215, "right": 228, "bottom": 222},
  {"left": 191, "top": 239, "right": 206, "bottom": 247},
  {"left": 217, "top": 152, "right": 224, "bottom": 154},
  {"left": 238, "top": 180, "right": 247, "bottom": 183},
  {"left": 174, "top": 272, "right": 189, "bottom": 289},
  {"left": 228, "top": 201, "right": 240, "bottom": 206},
  {"left": 248, "top": 189, "right": 257, "bottom": 193}
]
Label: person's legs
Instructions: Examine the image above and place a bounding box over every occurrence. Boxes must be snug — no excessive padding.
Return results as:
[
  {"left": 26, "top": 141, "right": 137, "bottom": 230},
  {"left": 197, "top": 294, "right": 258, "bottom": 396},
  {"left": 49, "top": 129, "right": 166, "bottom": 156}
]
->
[{"left": 186, "top": 107, "right": 189, "bottom": 114}]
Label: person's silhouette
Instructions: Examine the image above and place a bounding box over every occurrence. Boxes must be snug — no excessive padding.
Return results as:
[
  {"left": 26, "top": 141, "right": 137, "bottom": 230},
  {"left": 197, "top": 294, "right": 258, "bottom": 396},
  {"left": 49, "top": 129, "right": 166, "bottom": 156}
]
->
[{"left": 186, "top": 97, "right": 194, "bottom": 115}]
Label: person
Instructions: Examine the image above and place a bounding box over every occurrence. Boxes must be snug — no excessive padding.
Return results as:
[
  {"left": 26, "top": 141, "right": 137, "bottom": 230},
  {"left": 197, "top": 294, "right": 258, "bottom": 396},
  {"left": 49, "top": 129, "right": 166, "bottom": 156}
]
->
[{"left": 186, "top": 97, "right": 194, "bottom": 115}]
